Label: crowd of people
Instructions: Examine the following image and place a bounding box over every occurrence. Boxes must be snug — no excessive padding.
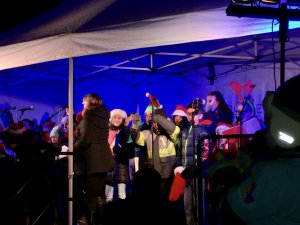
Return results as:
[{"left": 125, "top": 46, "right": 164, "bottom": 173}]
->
[{"left": 1, "top": 75, "right": 300, "bottom": 225}]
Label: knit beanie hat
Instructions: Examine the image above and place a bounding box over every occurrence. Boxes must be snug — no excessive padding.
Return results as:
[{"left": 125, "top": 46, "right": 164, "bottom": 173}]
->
[
  {"left": 172, "top": 105, "right": 187, "bottom": 117},
  {"left": 144, "top": 104, "right": 158, "bottom": 114},
  {"left": 110, "top": 109, "right": 127, "bottom": 121}
]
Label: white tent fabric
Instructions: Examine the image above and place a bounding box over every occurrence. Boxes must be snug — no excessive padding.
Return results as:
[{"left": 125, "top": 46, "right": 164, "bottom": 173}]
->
[
  {"left": 2, "top": 0, "right": 300, "bottom": 121},
  {"left": 0, "top": 2, "right": 288, "bottom": 70}
]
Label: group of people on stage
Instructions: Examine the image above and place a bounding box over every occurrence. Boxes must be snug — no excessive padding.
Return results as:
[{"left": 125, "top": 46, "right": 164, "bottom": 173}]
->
[{"left": 2, "top": 75, "right": 300, "bottom": 225}]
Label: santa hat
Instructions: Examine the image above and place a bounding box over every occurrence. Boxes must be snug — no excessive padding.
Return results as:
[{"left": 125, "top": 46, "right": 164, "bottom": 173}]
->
[
  {"left": 172, "top": 105, "right": 187, "bottom": 117},
  {"left": 215, "top": 122, "right": 232, "bottom": 134},
  {"left": 4, "top": 123, "right": 23, "bottom": 137},
  {"left": 110, "top": 109, "right": 127, "bottom": 120},
  {"left": 2, "top": 123, "right": 23, "bottom": 144}
]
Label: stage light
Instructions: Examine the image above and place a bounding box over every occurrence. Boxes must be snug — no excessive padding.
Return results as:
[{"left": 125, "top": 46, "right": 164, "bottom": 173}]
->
[
  {"left": 227, "top": 0, "right": 300, "bottom": 85},
  {"left": 231, "top": 0, "right": 256, "bottom": 4},
  {"left": 278, "top": 131, "right": 294, "bottom": 144},
  {"left": 259, "top": 0, "right": 280, "bottom": 4}
]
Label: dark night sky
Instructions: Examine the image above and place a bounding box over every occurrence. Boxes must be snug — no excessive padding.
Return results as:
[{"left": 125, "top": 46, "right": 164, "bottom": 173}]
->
[{"left": 0, "top": 0, "right": 62, "bottom": 33}]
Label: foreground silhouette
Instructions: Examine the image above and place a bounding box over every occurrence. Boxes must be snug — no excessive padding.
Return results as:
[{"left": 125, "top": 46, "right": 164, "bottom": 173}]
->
[{"left": 103, "top": 167, "right": 187, "bottom": 225}]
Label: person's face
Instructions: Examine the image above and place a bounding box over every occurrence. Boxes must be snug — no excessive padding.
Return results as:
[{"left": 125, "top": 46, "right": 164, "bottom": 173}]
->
[
  {"left": 145, "top": 111, "right": 152, "bottom": 124},
  {"left": 51, "top": 137, "right": 59, "bottom": 144},
  {"left": 61, "top": 122, "right": 69, "bottom": 132},
  {"left": 186, "top": 108, "right": 195, "bottom": 122},
  {"left": 111, "top": 115, "right": 123, "bottom": 127},
  {"left": 174, "top": 115, "right": 183, "bottom": 126},
  {"left": 82, "top": 99, "right": 88, "bottom": 109},
  {"left": 205, "top": 95, "right": 218, "bottom": 112}
]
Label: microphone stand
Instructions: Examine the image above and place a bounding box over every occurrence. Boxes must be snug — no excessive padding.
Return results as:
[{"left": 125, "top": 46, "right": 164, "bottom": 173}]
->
[
  {"left": 190, "top": 112, "right": 198, "bottom": 225},
  {"left": 150, "top": 100, "right": 155, "bottom": 167},
  {"left": 190, "top": 105, "right": 202, "bottom": 225},
  {"left": 236, "top": 97, "right": 248, "bottom": 149},
  {"left": 39, "top": 107, "right": 66, "bottom": 134},
  {"left": 18, "top": 110, "right": 26, "bottom": 123},
  {"left": 192, "top": 100, "right": 206, "bottom": 225}
]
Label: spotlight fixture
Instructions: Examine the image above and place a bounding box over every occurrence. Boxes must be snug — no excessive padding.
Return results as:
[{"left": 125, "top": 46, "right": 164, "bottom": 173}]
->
[
  {"left": 259, "top": 0, "right": 280, "bottom": 5},
  {"left": 278, "top": 131, "right": 294, "bottom": 144},
  {"left": 232, "top": 0, "right": 256, "bottom": 3},
  {"left": 226, "top": 0, "right": 300, "bottom": 84}
]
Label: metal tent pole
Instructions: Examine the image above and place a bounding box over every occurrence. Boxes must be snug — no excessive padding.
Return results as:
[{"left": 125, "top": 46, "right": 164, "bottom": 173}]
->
[{"left": 68, "top": 57, "right": 74, "bottom": 225}]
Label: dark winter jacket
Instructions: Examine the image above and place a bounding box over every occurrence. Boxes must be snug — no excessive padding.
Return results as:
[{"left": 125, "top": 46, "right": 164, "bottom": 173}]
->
[
  {"left": 111, "top": 125, "right": 133, "bottom": 183},
  {"left": 74, "top": 105, "right": 113, "bottom": 175},
  {"left": 176, "top": 124, "right": 212, "bottom": 168}
]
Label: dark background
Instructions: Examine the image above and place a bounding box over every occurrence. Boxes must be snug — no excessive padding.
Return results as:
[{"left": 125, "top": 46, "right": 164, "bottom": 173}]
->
[{"left": 0, "top": 0, "right": 62, "bottom": 33}]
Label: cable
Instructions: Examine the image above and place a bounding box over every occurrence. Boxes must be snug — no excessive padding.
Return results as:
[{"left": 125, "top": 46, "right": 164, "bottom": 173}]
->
[{"left": 271, "top": 19, "right": 277, "bottom": 91}]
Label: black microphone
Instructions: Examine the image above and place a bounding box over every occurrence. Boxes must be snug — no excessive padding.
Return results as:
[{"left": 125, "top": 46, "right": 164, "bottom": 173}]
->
[
  {"left": 192, "top": 98, "right": 205, "bottom": 115},
  {"left": 193, "top": 98, "right": 206, "bottom": 105},
  {"left": 3, "top": 106, "right": 16, "bottom": 111},
  {"left": 18, "top": 106, "right": 34, "bottom": 112}
]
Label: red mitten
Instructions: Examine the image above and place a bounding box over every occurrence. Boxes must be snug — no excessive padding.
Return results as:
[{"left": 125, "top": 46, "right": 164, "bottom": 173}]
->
[{"left": 169, "top": 172, "right": 187, "bottom": 202}]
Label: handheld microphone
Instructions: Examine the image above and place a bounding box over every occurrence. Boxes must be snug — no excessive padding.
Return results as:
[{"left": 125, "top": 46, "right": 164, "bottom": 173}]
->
[
  {"left": 18, "top": 106, "right": 34, "bottom": 112},
  {"left": 192, "top": 98, "right": 205, "bottom": 114},
  {"left": 193, "top": 98, "right": 206, "bottom": 105}
]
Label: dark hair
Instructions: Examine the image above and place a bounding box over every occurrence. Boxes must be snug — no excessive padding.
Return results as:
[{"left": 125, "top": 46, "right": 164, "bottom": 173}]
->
[
  {"left": 83, "top": 93, "right": 102, "bottom": 110},
  {"left": 207, "top": 91, "right": 228, "bottom": 109},
  {"left": 187, "top": 102, "right": 203, "bottom": 114},
  {"left": 20, "top": 119, "right": 35, "bottom": 128}
]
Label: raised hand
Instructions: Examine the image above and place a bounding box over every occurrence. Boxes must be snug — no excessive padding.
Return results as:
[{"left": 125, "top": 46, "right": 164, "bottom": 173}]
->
[{"left": 131, "top": 113, "right": 141, "bottom": 129}]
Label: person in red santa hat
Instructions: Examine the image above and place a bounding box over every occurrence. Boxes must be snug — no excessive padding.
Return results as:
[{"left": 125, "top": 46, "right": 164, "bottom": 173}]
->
[
  {"left": 169, "top": 101, "right": 214, "bottom": 225},
  {"left": 172, "top": 105, "right": 189, "bottom": 131}
]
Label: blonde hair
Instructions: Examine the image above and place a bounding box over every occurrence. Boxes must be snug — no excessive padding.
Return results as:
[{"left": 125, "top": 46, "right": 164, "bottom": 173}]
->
[{"left": 83, "top": 93, "right": 102, "bottom": 110}]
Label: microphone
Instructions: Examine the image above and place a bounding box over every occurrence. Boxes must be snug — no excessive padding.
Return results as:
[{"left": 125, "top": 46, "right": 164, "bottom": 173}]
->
[
  {"left": 146, "top": 92, "right": 162, "bottom": 109},
  {"left": 18, "top": 106, "right": 34, "bottom": 112},
  {"left": 193, "top": 98, "right": 206, "bottom": 105},
  {"left": 3, "top": 106, "right": 16, "bottom": 111},
  {"left": 192, "top": 98, "right": 205, "bottom": 114}
]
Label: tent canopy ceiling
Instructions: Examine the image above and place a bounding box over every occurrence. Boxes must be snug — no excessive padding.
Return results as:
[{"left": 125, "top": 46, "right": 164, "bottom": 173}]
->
[
  {"left": 1, "top": 0, "right": 300, "bottom": 118},
  {"left": 1, "top": 0, "right": 299, "bottom": 70}
]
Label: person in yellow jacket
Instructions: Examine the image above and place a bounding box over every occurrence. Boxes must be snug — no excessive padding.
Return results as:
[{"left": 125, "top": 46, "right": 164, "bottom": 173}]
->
[{"left": 131, "top": 108, "right": 180, "bottom": 198}]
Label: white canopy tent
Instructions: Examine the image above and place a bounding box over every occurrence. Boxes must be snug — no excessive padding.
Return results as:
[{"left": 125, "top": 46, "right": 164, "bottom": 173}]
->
[
  {"left": 1, "top": 0, "right": 300, "bottom": 123},
  {"left": 0, "top": 0, "right": 297, "bottom": 70}
]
